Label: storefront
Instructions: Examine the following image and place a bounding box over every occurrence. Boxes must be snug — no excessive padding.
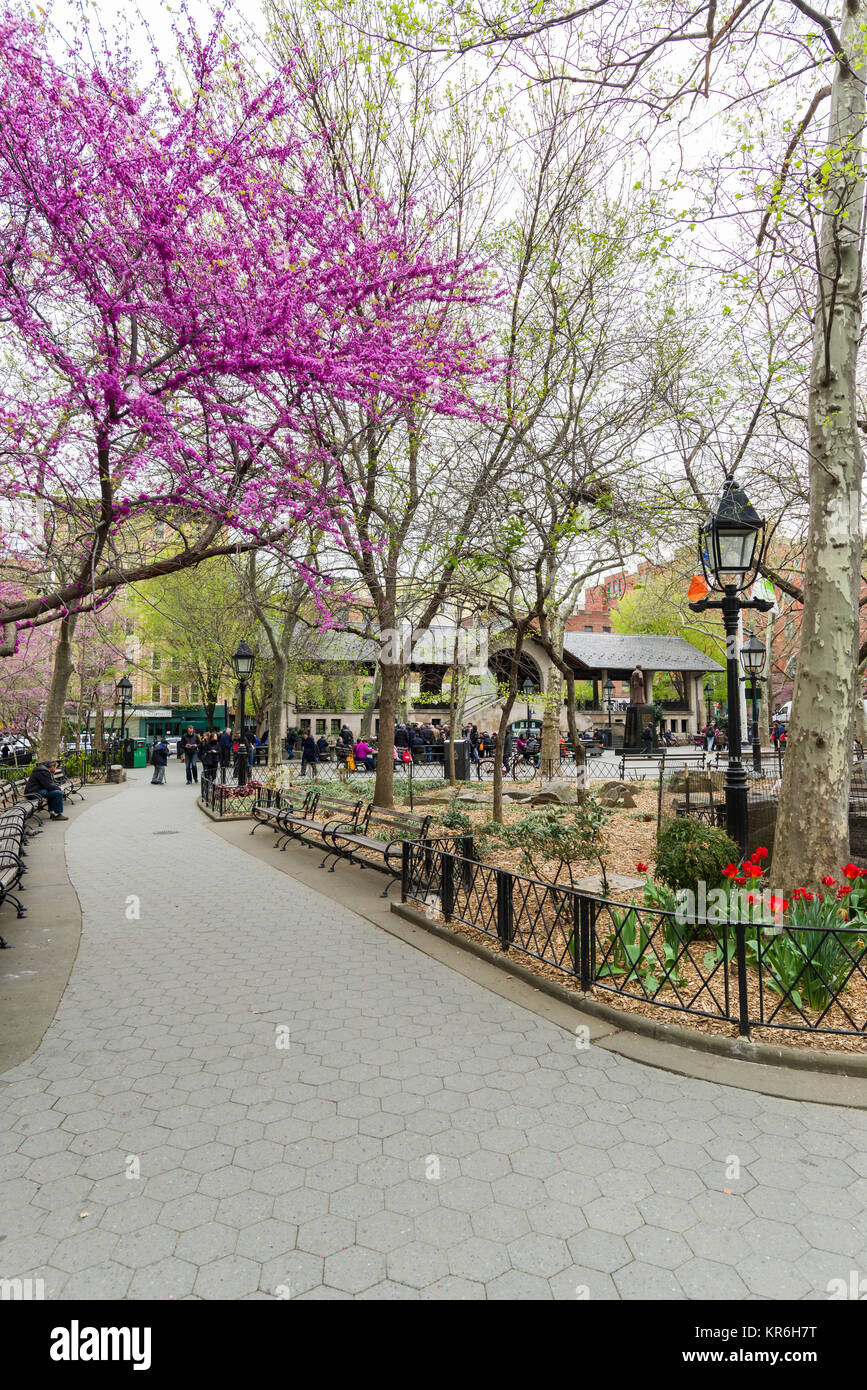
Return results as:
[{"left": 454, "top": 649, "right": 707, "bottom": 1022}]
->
[{"left": 132, "top": 705, "right": 227, "bottom": 740}]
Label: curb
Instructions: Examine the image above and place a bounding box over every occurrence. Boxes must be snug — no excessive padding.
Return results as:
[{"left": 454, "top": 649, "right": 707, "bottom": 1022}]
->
[{"left": 391, "top": 901, "right": 867, "bottom": 1080}]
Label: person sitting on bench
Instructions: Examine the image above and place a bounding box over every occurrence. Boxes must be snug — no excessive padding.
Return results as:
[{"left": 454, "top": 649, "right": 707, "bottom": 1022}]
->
[{"left": 25, "top": 759, "right": 67, "bottom": 820}]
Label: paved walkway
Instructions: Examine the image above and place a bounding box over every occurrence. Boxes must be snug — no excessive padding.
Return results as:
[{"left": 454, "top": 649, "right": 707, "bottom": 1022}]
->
[{"left": 1, "top": 772, "right": 866, "bottom": 1300}]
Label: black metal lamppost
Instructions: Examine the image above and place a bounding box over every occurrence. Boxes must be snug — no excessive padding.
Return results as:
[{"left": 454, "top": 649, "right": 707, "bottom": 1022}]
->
[
  {"left": 689, "top": 478, "right": 773, "bottom": 855},
  {"left": 603, "top": 677, "right": 615, "bottom": 743},
  {"left": 522, "top": 676, "right": 534, "bottom": 733},
  {"left": 231, "top": 641, "right": 255, "bottom": 785},
  {"left": 116, "top": 675, "right": 133, "bottom": 743},
  {"left": 740, "top": 632, "right": 766, "bottom": 774}
]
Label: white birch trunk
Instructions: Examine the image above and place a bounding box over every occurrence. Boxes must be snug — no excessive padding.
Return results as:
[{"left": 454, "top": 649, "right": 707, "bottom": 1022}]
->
[{"left": 773, "top": 3, "right": 867, "bottom": 887}]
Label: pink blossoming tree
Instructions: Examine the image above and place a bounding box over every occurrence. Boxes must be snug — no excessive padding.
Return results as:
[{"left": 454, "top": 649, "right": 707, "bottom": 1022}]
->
[{"left": 0, "top": 8, "right": 497, "bottom": 654}]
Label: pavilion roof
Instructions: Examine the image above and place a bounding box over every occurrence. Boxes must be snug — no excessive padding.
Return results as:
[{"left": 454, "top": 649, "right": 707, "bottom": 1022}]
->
[{"left": 562, "top": 632, "right": 722, "bottom": 676}]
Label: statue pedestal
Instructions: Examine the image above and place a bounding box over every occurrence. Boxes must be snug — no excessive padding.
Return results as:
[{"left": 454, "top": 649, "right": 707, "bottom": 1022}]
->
[{"left": 624, "top": 704, "right": 657, "bottom": 751}]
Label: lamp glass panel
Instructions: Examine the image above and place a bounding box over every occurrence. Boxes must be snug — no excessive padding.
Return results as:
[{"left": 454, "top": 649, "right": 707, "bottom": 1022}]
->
[{"left": 716, "top": 528, "right": 756, "bottom": 573}]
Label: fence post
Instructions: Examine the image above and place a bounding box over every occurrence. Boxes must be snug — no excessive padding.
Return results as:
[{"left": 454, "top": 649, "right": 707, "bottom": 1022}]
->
[
  {"left": 441, "top": 852, "right": 455, "bottom": 921},
  {"left": 572, "top": 892, "right": 582, "bottom": 983},
  {"left": 580, "top": 895, "right": 593, "bottom": 991},
  {"left": 496, "top": 869, "right": 514, "bottom": 951},
  {"left": 735, "top": 922, "right": 750, "bottom": 1036},
  {"left": 401, "top": 839, "right": 411, "bottom": 902},
  {"left": 461, "top": 834, "right": 475, "bottom": 891}
]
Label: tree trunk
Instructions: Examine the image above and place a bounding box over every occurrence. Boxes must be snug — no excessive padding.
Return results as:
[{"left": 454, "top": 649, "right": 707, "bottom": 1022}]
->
[
  {"left": 360, "top": 665, "right": 381, "bottom": 739},
  {"left": 773, "top": 8, "right": 866, "bottom": 888},
  {"left": 564, "top": 670, "right": 580, "bottom": 754},
  {"left": 540, "top": 617, "right": 564, "bottom": 774},
  {"left": 373, "top": 661, "right": 400, "bottom": 807},
  {"left": 269, "top": 651, "right": 288, "bottom": 768},
  {"left": 38, "top": 615, "right": 77, "bottom": 761}
]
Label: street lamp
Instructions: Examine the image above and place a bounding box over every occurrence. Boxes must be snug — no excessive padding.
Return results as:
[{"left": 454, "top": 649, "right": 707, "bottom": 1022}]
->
[
  {"left": 603, "top": 677, "right": 615, "bottom": 743},
  {"left": 690, "top": 477, "right": 773, "bottom": 854},
  {"left": 116, "top": 675, "right": 133, "bottom": 743},
  {"left": 522, "top": 676, "right": 534, "bottom": 734},
  {"left": 231, "top": 641, "right": 255, "bottom": 785},
  {"left": 740, "top": 632, "right": 766, "bottom": 774}
]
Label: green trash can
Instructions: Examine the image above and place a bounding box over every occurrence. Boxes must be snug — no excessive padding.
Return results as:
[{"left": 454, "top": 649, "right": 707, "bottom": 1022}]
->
[{"left": 132, "top": 738, "right": 147, "bottom": 768}]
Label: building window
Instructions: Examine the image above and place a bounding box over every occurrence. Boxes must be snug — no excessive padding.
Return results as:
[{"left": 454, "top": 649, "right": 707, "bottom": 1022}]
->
[
  {"left": 152, "top": 653, "right": 161, "bottom": 672},
  {"left": 603, "top": 626, "right": 611, "bottom": 633},
  {"left": 151, "top": 683, "right": 161, "bottom": 704},
  {"left": 190, "top": 684, "right": 200, "bottom": 705},
  {"left": 316, "top": 719, "right": 326, "bottom": 734},
  {"left": 301, "top": 718, "right": 311, "bottom": 730},
  {"left": 170, "top": 685, "right": 180, "bottom": 704},
  {"left": 154, "top": 522, "right": 165, "bottom": 541},
  {"left": 331, "top": 719, "right": 341, "bottom": 733},
  {"left": 584, "top": 625, "right": 593, "bottom": 632}
]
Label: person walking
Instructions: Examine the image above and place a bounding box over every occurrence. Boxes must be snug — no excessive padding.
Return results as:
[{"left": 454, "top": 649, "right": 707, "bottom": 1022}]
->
[
  {"left": 150, "top": 736, "right": 168, "bottom": 785},
  {"left": 286, "top": 727, "right": 297, "bottom": 760},
  {"left": 301, "top": 729, "right": 319, "bottom": 778}
]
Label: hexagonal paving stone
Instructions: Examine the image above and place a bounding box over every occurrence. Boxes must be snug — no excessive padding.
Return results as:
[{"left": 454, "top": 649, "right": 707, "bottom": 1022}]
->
[
  {"left": 236, "top": 1219, "right": 299, "bottom": 1262},
  {"left": 157, "top": 1193, "right": 218, "bottom": 1232},
  {"left": 386, "top": 1241, "right": 449, "bottom": 1289},
  {"left": 297, "top": 1215, "right": 356, "bottom": 1257},
  {"left": 677, "top": 1257, "right": 750, "bottom": 1300},
  {"left": 324, "top": 1246, "right": 386, "bottom": 1293},
  {"left": 448, "top": 1236, "right": 510, "bottom": 1283},
  {"left": 194, "top": 1255, "right": 261, "bottom": 1299},
  {"left": 175, "top": 1223, "right": 238, "bottom": 1265},
  {"left": 566, "top": 1227, "right": 631, "bottom": 1274}
]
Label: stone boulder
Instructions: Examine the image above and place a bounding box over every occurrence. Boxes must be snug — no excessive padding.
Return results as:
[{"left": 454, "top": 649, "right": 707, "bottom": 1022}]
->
[
  {"left": 530, "top": 780, "right": 577, "bottom": 806},
  {"left": 600, "top": 784, "right": 637, "bottom": 808}
]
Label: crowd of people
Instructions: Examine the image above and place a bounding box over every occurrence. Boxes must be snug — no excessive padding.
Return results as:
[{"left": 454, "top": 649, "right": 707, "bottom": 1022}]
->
[{"left": 149, "top": 725, "right": 263, "bottom": 786}]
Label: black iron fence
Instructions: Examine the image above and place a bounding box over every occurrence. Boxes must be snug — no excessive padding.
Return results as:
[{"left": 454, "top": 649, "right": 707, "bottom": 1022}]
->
[
  {"left": 0, "top": 749, "right": 110, "bottom": 784},
  {"left": 402, "top": 840, "right": 867, "bottom": 1038},
  {"left": 200, "top": 777, "right": 287, "bottom": 817}
]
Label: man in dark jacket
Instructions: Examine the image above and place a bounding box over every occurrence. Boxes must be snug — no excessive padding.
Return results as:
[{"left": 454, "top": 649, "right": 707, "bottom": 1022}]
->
[
  {"left": 25, "top": 760, "right": 67, "bottom": 819},
  {"left": 217, "top": 727, "right": 233, "bottom": 782},
  {"left": 150, "top": 737, "right": 168, "bottom": 784},
  {"left": 182, "top": 726, "right": 201, "bottom": 784},
  {"left": 301, "top": 731, "right": 318, "bottom": 778}
]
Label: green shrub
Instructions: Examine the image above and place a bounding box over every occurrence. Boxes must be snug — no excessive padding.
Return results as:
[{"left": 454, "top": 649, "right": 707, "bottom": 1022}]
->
[
  {"left": 439, "top": 803, "right": 473, "bottom": 834},
  {"left": 654, "top": 819, "right": 739, "bottom": 896}
]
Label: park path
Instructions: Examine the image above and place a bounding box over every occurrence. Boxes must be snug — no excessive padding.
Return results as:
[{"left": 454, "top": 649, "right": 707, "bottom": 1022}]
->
[{"left": 1, "top": 770, "right": 866, "bottom": 1300}]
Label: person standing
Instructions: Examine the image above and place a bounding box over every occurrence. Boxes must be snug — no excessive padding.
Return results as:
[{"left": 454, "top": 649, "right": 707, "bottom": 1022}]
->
[
  {"left": 150, "top": 736, "right": 168, "bottom": 785},
  {"left": 502, "top": 724, "right": 514, "bottom": 774},
  {"left": 469, "top": 724, "right": 480, "bottom": 764},
  {"left": 217, "top": 727, "right": 233, "bottom": 781},
  {"left": 182, "top": 725, "right": 201, "bottom": 784},
  {"left": 201, "top": 734, "right": 219, "bottom": 783},
  {"left": 301, "top": 729, "right": 319, "bottom": 778}
]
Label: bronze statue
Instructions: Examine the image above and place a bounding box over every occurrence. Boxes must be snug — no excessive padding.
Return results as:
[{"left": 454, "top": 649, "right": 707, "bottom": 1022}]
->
[{"left": 629, "top": 665, "right": 646, "bottom": 706}]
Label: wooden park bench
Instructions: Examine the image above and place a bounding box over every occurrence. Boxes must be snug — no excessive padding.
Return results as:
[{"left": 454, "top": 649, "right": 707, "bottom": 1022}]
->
[{"left": 327, "top": 805, "right": 432, "bottom": 895}]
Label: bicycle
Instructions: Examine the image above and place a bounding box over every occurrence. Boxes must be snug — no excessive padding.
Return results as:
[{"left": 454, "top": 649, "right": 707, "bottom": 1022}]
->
[{"left": 477, "top": 753, "right": 538, "bottom": 782}]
